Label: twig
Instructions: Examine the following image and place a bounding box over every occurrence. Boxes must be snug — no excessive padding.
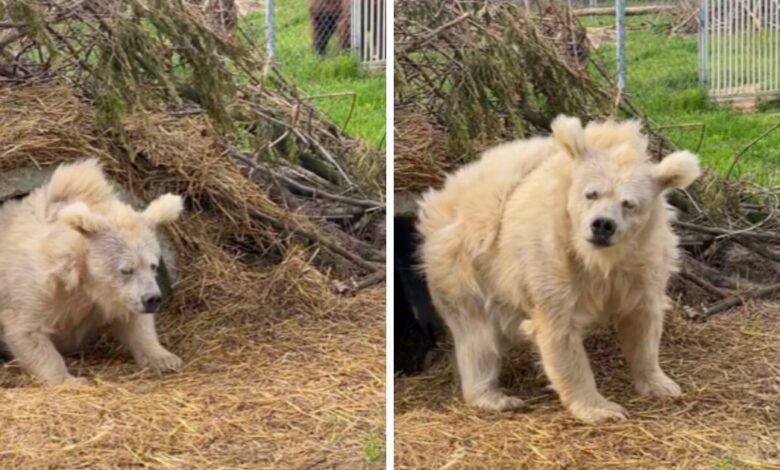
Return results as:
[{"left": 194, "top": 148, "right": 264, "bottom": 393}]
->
[
  {"left": 229, "top": 148, "right": 383, "bottom": 208},
  {"left": 735, "top": 238, "right": 780, "bottom": 264},
  {"left": 725, "top": 120, "right": 780, "bottom": 179},
  {"left": 656, "top": 122, "right": 706, "bottom": 153},
  {"left": 332, "top": 270, "right": 386, "bottom": 294},
  {"left": 304, "top": 92, "right": 357, "bottom": 133},
  {"left": 674, "top": 220, "right": 780, "bottom": 243},
  {"left": 571, "top": 6, "right": 675, "bottom": 16},
  {"left": 686, "top": 282, "right": 780, "bottom": 320},
  {"left": 402, "top": 13, "right": 471, "bottom": 54},
  {"left": 251, "top": 209, "right": 380, "bottom": 273},
  {"left": 677, "top": 271, "right": 727, "bottom": 299}
]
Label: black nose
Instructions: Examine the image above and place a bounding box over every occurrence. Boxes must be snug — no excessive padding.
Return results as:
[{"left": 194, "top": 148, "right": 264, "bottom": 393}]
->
[
  {"left": 591, "top": 218, "right": 616, "bottom": 241},
  {"left": 142, "top": 295, "right": 162, "bottom": 313}
]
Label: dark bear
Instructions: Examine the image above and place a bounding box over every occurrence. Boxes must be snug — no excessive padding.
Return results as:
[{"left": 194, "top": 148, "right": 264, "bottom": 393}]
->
[{"left": 309, "top": 0, "right": 351, "bottom": 56}]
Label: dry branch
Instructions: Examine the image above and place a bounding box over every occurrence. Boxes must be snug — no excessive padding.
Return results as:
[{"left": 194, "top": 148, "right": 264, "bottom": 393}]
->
[
  {"left": 686, "top": 283, "right": 780, "bottom": 320},
  {"left": 571, "top": 6, "right": 676, "bottom": 17}
]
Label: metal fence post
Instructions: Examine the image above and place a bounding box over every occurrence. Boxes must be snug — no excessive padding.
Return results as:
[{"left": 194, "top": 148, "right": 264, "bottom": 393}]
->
[
  {"left": 699, "top": 0, "right": 709, "bottom": 91},
  {"left": 616, "top": 0, "right": 626, "bottom": 98},
  {"left": 266, "top": 0, "right": 275, "bottom": 63}
]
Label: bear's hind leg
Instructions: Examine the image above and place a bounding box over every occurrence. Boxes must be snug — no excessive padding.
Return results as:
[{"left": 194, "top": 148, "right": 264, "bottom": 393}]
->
[
  {"left": 4, "top": 325, "right": 82, "bottom": 386},
  {"left": 434, "top": 293, "right": 524, "bottom": 412}
]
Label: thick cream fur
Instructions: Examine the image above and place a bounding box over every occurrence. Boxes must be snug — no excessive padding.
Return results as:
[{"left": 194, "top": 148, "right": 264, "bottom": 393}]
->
[
  {"left": 0, "top": 160, "right": 184, "bottom": 386},
  {"left": 418, "top": 115, "right": 700, "bottom": 423}
]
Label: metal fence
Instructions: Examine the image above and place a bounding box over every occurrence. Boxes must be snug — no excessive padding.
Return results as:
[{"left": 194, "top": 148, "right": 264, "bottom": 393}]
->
[
  {"left": 263, "top": 0, "right": 385, "bottom": 69},
  {"left": 351, "top": 0, "right": 387, "bottom": 68},
  {"left": 700, "top": 0, "right": 780, "bottom": 102}
]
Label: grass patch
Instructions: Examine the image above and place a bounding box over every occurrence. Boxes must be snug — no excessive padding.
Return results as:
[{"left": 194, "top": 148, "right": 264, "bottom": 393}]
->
[
  {"left": 362, "top": 432, "right": 386, "bottom": 467},
  {"left": 586, "top": 14, "right": 780, "bottom": 183},
  {"left": 241, "top": 2, "right": 385, "bottom": 148}
]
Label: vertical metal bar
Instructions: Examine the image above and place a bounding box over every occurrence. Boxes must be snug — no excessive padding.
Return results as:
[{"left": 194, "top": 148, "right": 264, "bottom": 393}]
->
[
  {"left": 700, "top": 0, "right": 709, "bottom": 90},
  {"left": 773, "top": 0, "right": 777, "bottom": 91},
  {"left": 716, "top": 0, "right": 721, "bottom": 92},
  {"left": 616, "top": 0, "right": 626, "bottom": 97},
  {"left": 760, "top": 0, "right": 765, "bottom": 92},
  {"left": 736, "top": 0, "right": 741, "bottom": 92},
  {"left": 740, "top": 0, "right": 745, "bottom": 92},
  {"left": 351, "top": 0, "right": 360, "bottom": 54},
  {"left": 266, "top": 0, "right": 275, "bottom": 63},
  {"left": 364, "top": 0, "right": 370, "bottom": 62},
  {"left": 728, "top": 0, "right": 732, "bottom": 93},
  {"left": 713, "top": 0, "right": 717, "bottom": 92}
]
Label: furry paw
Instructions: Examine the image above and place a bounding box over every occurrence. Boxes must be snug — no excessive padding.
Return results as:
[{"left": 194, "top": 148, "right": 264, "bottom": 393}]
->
[
  {"left": 64, "top": 376, "right": 90, "bottom": 387},
  {"left": 468, "top": 391, "right": 525, "bottom": 412},
  {"left": 568, "top": 398, "right": 628, "bottom": 424},
  {"left": 635, "top": 372, "right": 681, "bottom": 398},
  {"left": 137, "top": 350, "right": 183, "bottom": 373},
  {"left": 50, "top": 375, "right": 89, "bottom": 388}
]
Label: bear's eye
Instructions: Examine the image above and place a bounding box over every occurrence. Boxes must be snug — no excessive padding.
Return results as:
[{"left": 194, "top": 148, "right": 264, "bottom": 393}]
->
[
  {"left": 120, "top": 267, "right": 134, "bottom": 276},
  {"left": 585, "top": 190, "right": 599, "bottom": 200},
  {"left": 622, "top": 200, "right": 636, "bottom": 210},
  {"left": 151, "top": 262, "right": 158, "bottom": 271}
]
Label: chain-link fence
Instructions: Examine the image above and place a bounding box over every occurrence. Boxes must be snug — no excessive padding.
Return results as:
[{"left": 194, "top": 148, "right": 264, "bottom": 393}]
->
[
  {"left": 234, "top": 0, "right": 386, "bottom": 147},
  {"left": 246, "top": 0, "right": 386, "bottom": 68}
]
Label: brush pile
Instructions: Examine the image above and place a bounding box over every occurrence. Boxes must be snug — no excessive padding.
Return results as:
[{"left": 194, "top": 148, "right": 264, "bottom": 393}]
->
[
  {"left": 668, "top": 0, "right": 700, "bottom": 36},
  {"left": 395, "top": 0, "right": 780, "bottom": 318},
  {"left": 0, "top": 0, "right": 385, "bottom": 284},
  {"left": 0, "top": 1, "right": 384, "bottom": 465},
  {"left": 394, "top": 0, "right": 606, "bottom": 193}
]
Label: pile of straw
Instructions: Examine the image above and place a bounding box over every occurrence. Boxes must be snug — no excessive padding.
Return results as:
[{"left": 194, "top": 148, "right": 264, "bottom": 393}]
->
[
  {"left": 0, "top": 0, "right": 385, "bottom": 466},
  {"left": 396, "top": 303, "right": 779, "bottom": 468}
]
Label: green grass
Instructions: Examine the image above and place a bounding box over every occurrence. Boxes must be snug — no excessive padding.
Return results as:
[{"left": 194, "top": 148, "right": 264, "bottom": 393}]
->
[
  {"left": 241, "top": 2, "right": 385, "bottom": 148},
  {"left": 362, "top": 432, "right": 385, "bottom": 467},
  {"left": 586, "top": 15, "right": 780, "bottom": 183}
]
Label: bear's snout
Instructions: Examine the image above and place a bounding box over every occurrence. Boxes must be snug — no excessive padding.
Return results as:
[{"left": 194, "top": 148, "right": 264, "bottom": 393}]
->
[
  {"left": 590, "top": 218, "right": 616, "bottom": 246},
  {"left": 142, "top": 294, "right": 162, "bottom": 314}
]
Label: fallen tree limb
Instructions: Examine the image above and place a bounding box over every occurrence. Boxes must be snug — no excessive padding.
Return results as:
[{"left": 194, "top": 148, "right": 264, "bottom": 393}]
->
[
  {"left": 683, "top": 255, "right": 741, "bottom": 290},
  {"left": 685, "top": 282, "right": 780, "bottom": 320},
  {"left": 571, "top": 6, "right": 675, "bottom": 17},
  {"left": 674, "top": 220, "right": 780, "bottom": 243},
  {"left": 333, "top": 270, "right": 386, "bottom": 294},
  {"left": 677, "top": 271, "right": 727, "bottom": 299},
  {"left": 229, "top": 148, "right": 383, "bottom": 209}
]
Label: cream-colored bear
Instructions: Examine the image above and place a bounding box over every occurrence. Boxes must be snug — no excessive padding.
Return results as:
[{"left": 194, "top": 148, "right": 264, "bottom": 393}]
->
[
  {"left": 0, "top": 159, "right": 184, "bottom": 385},
  {"left": 418, "top": 116, "right": 700, "bottom": 423}
]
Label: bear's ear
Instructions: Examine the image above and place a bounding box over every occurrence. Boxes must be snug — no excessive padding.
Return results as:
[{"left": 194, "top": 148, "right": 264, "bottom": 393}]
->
[
  {"left": 143, "top": 194, "right": 184, "bottom": 226},
  {"left": 652, "top": 150, "right": 701, "bottom": 190},
  {"left": 551, "top": 114, "right": 588, "bottom": 160},
  {"left": 59, "top": 202, "right": 108, "bottom": 236}
]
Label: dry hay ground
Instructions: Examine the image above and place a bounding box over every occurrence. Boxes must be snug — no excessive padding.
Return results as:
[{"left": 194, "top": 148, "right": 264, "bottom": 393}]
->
[
  {"left": 0, "top": 87, "right": 385, "bottom": 468},
  {"left": 395, "top": 305, "right": 780, "bottom": 468}
]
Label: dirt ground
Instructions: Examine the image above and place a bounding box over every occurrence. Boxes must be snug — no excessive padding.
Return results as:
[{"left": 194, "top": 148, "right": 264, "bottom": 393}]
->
[
  {"left": 395, "top": 303, "right": 780, "bottom": 468},
  {"left": 0, "top": 267, "right": 385, "bottom": 468}
]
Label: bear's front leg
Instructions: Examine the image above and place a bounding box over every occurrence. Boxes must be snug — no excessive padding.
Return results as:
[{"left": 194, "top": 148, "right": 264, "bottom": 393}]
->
[
  {"left": 616, "top": 302, "right": 681, "bottom": 398},
  {"left": 4, "top": 327, "right": 84, "bottom": 386},
  {"left": 533, "top": 314, "right": 628, "bottom": 424},
  {"left": 112, "top": 314, "right": 182, "bottom": 373}
]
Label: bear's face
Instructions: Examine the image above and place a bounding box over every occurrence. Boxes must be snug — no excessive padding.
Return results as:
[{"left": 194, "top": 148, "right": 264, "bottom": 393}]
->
[
  {"left": 568, "top": 155, "right": 656, "bottom": 249},
  {"left": 87, "top": 228, "right": 164, "bottom": 314},
  {"left": 550, "top": 115, "right": 701, "bottom": 260},
  {"left": 58, "top": 194, "right": 183, "bottom": 315}
]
